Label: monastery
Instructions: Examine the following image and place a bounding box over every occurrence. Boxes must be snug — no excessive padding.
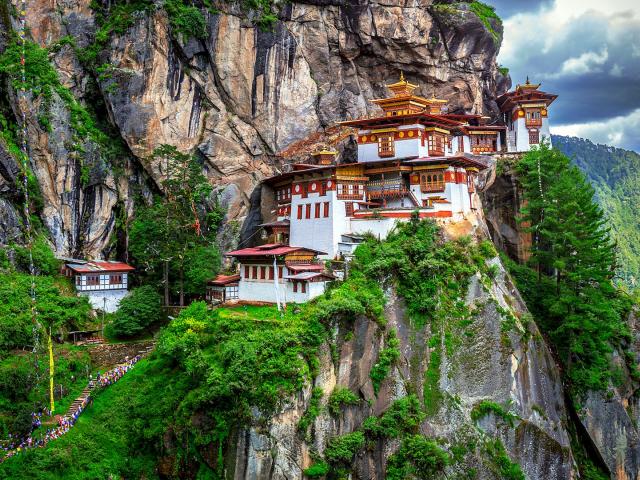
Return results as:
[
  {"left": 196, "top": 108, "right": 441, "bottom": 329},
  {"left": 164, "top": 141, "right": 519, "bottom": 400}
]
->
[{"left": 219, "top": 75, "right": 556, "bottom": 305}]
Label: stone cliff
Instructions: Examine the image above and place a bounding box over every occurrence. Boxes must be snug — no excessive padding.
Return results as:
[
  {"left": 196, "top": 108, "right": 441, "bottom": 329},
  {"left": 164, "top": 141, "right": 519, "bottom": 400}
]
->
[{"left": 0, "top": 0, "right": 508, "bottom": 257}]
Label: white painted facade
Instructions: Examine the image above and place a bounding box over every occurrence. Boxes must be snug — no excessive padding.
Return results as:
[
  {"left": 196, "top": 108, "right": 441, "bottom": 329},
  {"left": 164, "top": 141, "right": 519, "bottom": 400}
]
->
[
  {"left": 510, "top": 114, "right": 552, "bottom": 152},
  {"left": 79, "top": 289, "right": 128, "bottom": 313},
  {"left": 73, "top": 272, "right": 130, "bottom": 313},
  {"left": 237, "top": 263, "right": 328, "bottom": 304}
]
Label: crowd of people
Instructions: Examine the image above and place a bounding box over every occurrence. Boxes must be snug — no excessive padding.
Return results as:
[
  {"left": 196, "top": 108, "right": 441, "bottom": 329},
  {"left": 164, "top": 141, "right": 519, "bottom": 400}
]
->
[{"left": 0, "top": 355, "right": 142, "bottom": 461}]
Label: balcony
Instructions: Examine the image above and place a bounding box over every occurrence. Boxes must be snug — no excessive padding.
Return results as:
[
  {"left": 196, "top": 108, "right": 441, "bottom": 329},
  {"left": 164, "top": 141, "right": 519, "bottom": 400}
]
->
[
  {"left": 420, "top": 182, "right": 445, "bottom": 193},
  {"left": 525, "top": 118, "right": 542, "bottom": 127},
  {"left": 366, "top": 180, "right": 408, "bottom": 199},
  {"left": 471, "top": 146, "right": 496, "bottom": 154}
]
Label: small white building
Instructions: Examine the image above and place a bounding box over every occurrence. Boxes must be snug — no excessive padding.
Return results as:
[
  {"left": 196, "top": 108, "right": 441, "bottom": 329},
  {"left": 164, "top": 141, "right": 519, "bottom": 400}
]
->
[
  {"left": 206, "top": 274, "right": 240, "bottom": 304},
  {"left": 497, "top": 78, "right": 557, "bottom": 152},
  {"left": 225, "top": 244, "right": 333, "bottom": 305},
  {"left": 62, "top": 260, "right": 134, "bottom": 313}
]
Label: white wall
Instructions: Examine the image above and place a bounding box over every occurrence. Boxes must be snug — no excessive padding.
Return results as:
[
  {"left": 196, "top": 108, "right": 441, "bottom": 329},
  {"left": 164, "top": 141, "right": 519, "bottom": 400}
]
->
[
  {"left": 349, "top": 217, "right": 398, "bottom": 239},
  {"left": 285, "top": 281, "right": 327, "bottom": 303},
  {"left": 80, "top": 289, "right": 128, "bottom": 313},
  {"left": 239, "top": 279, "right": 287, "bottom": 303}
]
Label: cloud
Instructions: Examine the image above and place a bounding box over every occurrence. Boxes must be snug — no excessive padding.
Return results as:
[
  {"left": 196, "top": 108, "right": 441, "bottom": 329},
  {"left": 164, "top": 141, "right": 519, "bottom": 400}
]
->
[
  {"left": 552, "top": 108, "right": 640, "bottom": 153},
  {"left": 493, "top": 0, "right": 640, "bottom": 150},
  {"left": 487, "top": 0, "right": 553, "bottom": 18},
  {"left": 554, "top": 47, "right": 608, "bottom": 77}
]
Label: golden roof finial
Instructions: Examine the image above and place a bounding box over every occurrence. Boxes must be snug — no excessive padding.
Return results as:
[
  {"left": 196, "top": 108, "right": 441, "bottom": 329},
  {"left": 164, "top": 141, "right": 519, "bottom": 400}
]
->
[
  {"left": 399, "top": 71, "right": 405, "bottom": 82},
  {"left": 525, "top": 75, "right": 530, "bottom": 85}
]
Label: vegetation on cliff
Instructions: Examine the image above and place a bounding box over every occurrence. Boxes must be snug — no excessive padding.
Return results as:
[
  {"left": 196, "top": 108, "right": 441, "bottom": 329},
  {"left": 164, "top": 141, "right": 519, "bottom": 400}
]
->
[
  {"left": 509, "top": 143, "right": 636, "bottom": 395},
  {"left": 553, "top": 134, "right": 640, "bottom": 287},
  {"left": 0, "top": 220, "right": 520, "bottom": 479}
]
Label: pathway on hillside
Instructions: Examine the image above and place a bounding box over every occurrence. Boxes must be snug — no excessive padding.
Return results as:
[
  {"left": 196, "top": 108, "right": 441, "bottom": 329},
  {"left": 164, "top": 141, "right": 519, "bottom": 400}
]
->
[{"left": 1, "top": 342, "right": 155, "bottom": 462}]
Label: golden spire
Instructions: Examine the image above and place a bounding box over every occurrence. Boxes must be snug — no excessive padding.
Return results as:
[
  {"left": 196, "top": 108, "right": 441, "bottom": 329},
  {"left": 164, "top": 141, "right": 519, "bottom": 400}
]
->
[
  {"left": 399, "top": 71, "right": 405, "bottom": 82},
  {"left": 386, "top": 71, "right": 418, "bottom": 97}
]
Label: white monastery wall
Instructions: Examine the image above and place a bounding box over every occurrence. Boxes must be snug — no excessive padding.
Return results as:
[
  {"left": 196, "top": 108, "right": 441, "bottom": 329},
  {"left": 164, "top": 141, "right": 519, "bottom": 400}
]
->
[{"left": 80, "top": 289, "right": 128, "bottom": 313}]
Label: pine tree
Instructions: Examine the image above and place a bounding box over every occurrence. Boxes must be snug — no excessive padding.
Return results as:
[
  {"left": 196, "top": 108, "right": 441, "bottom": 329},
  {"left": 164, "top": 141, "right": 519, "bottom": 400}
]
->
[{"left": 516, "top": 143, "right": 630, "bottom": 392}]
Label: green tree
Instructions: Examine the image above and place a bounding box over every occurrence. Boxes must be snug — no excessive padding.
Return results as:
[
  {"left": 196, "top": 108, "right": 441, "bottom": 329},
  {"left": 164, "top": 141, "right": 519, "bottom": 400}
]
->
[
  {"left": 129, "top": 145, "right": 222, "bottom": 305},
  {"left": 516, "top": 142, "right": 630, "bottom": 392},
  {"left": 110, "top": 285, "right": 163, "bottom": 338}
]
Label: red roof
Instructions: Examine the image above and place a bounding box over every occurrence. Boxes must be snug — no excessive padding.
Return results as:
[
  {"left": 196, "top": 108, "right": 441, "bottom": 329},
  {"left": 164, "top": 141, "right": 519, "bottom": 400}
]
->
[
  {"left": 208, "top": 274, "right": 240, "bottom": 286},
  {"left": 226, "top": 244, "right": 327, "bottom": 257},
  {"left": 66, "top": 261, "right": 134, "bottom": 273}
]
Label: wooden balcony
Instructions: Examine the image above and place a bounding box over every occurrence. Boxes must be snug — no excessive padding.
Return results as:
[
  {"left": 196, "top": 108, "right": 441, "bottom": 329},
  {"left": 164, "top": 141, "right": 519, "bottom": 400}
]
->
[
  {"left": 337, "top": 193, "right": 364, "bottom": 200},
  {"left": 366, "top": 180, "right": 407, "bottom": 199},
  {"left": 428, "top": 148, "right": 444, "bottom": 157},
  {"left": 526, "top": 118, "right": 542, "bottom": 127},
  {"left": 471, "top": 146, "right": 496, "bottom": 154},
  {"left": 420, "top": 182, "right": 445, "bottom": 193}
]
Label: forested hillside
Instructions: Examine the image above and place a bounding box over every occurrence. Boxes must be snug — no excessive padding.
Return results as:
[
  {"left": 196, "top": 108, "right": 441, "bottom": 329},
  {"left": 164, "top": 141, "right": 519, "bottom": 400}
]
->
[{"left": 553, "top": 135, "right": 640, "bottom": 287}]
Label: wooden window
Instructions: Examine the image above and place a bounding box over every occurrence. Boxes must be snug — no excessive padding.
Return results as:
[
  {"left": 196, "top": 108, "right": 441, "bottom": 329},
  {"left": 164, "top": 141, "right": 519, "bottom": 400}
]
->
[
  {"left": 320, "top": 182, "right": 327, "bottom": 196},
  {"left": 75, "top": 276, "right": 81, "bottom": 285},
  {"left": 306, "top": 204, "right": 311, "bottom": 219},
  {"left": 244, "top": 266, "right": 250, "bottom": 279},
  {"left": 252, "top": 266, "right": 258, "bottom": 280},
  {"left": 278, "top": 266, "right": 283, "bottom": 279},
  {"left": 86, "top": 275, "right": 100, "bottom": 286},
  {"left": 293, "top": 281, "right": 298, "bottom": 293},
  {"left": 268, "top": 266, "right": 274, "bottom": 280},
  {"left": 323, "top": 202, "right": 330, "bottom": 217},
  {"left": 428, "top": 134, "right": 445, "bottom": 156},
  {"left": 377, "top": 135, "right": 395, "bottom": 157},
  {"left": 301, "top": 183, "right": 308, "bottom": 198},
  {"left": 315, "top": 203, "right": 321, "bottom": 218},
  {"left": 301, "top": 282, "right": 307, "bottom": 294},
  {"left": 260, "top": 266, "right": 266, "bottom": 280},
  {"left": 529, "top": 130, "right": 540, "bottom": 144},
  {"left": 420, "top": 172, "right": 445, "bottom": 192},
  {"left": 297, "top": 205, "right": 303, "bottom": 220},
  {"left": 109, "top": 274, "right": 122, "bottom": 285},
  {"left": 345, "top": 202, "right": 354, "bottom": 216}
]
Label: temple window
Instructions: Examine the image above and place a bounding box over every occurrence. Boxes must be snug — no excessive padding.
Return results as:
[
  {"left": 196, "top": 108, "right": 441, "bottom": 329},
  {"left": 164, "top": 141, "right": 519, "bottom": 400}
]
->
[
  {"left": 378, "top": 135, "right": 395, "bottom": 157},
  {"left": 525, "top": 109, "right": 542, "bottom": 127},
  {"left": 428, "top": 134, "right": 445, "bottom": 156},
  {"left": 471, "top": 135, "right": 497, "bottom": 154},
  {"left": 345, "top": 202, "right": 354, "bottom": 216},
  {"left": 420, "top": 172, "right": 445, "bottom": 192},
  {"left": 529, "top": 129, "right": 540, "bottom": 144}
]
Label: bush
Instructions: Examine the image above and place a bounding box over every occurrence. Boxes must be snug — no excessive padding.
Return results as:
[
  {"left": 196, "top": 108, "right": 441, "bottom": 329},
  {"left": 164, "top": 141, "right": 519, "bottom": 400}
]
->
[
  {"left": 327, "top": 386, "right": 359, "bottom": 416},
  {"left": 471, "top": 400, "right": 518, "bottom": 427},
  {"left": 386, "top": 434, "right": 449, "bottom": 480},
  {"left": 325, "top": 431, "right": 365, "bottom": 464},
  {"left": 13, "top": 235, "right": 59, "bottom": 276},
  {"left": 303, "top": 461, "right": 329, "bottom": 478},
  {"left": 298, "top": 387, "right": 323, "bottom": 433},
  {"left": 370, "top": 331, "right": 400, "bottom": 395},
  {"left": 111, "top": 286, "right": 163, "bottom": 338},
  {"left": 362, "top": 395, "right": 424, "bottom": 439}
]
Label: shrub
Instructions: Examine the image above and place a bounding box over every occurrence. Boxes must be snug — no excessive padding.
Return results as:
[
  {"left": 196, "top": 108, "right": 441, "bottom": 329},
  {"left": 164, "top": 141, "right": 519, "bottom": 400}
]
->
[
  {"left": 164, "top": 0, "right": 208, "bottom": 40},
  {"left": 111, "top": 285, "right": 163, "bottom": 338},
  {"left": 13, "top": 235, "right": 59, "bottom": 276},
  {"left": 303, "top": 461, "right": 329, "bottom": 478},
  {"left": 370, "top": 331, "right": 400, "bottom": 395},
  {"left": 363, "top": 395, "right": 424, "bottom": 439},
  {"left": 386, "top": 434, "right": 449, "bottom": 480},
  {"left": 328, "top": 386, "right": 359, "bottom": 416},
  {"left": 470, "top": 400, "right": 518, "bottom": 427},
  {"left": 299, "top": 387, "right": 323, "bottom": 433},
  {"left": 324, "top": 431, "right": 365, "bottom": 464}
]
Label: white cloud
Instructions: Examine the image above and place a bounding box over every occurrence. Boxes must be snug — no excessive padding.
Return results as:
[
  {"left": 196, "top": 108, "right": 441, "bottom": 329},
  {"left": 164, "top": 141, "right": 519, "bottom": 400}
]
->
[
  {"left": 544, "top": 47, "right": 609, "bottom": 78},
  {"left": 610, "top": 64, "right": 623, "bottom": 77},
  {"left": 552, "top": 108, "right": 640, "bottom": 152}
]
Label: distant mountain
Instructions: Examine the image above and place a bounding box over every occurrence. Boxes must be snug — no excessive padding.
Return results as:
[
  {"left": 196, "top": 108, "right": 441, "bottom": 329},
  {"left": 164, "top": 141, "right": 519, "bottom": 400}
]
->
[{"left": 553, "top": 135, "right": 640, "bottom": 287}]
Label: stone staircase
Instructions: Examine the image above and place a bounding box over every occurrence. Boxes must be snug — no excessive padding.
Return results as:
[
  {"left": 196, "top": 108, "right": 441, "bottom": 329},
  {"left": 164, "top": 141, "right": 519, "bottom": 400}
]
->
[{"left": 62, "top": 341, "right": 156, "bottom": 420}]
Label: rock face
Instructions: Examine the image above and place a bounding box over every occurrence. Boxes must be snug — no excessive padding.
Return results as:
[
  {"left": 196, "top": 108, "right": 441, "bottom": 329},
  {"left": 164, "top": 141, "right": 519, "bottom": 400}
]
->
[
  {"left": 0, "top": 0, "right": 508, "bottom": 257},
  {"left": 227, "top": 227, "right": 576, "bottom": 479}
]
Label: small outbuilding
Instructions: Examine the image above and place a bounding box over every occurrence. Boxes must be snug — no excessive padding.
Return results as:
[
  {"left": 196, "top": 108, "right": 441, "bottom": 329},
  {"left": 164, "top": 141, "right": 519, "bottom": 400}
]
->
[
  {"left": 62, "top": 260, "right": 134, "bottom": 313},
  {"left": 206, "top": 274, "right": 240, "bottom": 304}
]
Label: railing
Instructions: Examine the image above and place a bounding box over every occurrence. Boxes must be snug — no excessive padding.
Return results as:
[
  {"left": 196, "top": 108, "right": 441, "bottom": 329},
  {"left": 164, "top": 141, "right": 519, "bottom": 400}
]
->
[
  {"left": 366, "top": 180, "right": 407, "bottom": 198},
  {"left": 337, "top": 192, "right": 364, "bottom": 200},
  {"left": 428, "top": 148, "right": 445, "bottom": 156},
  {"left": 420, "top": 182, "right": 445, "bottom": 193},
  {"left": 526, "top": 118, "right": 542, "bottom": 127},
  {"left": 471, "top": 146, "right": 496, "bottom": 154}
]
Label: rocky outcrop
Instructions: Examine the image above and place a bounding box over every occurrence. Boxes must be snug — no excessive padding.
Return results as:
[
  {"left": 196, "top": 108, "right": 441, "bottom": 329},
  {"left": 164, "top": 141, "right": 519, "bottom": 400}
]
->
[
  {"left": 0, "top": 0, "right": 508, "bottom": 257},
  {"left": 481, "top": 154, "right": 531, "bottom": 263},
  {"left": 228, "top": 241, "right": 575, "bottom": 480}
]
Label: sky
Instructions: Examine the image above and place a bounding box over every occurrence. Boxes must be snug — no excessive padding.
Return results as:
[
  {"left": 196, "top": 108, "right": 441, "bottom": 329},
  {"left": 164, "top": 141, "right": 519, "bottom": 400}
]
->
[{"left": 489, "top": 0, "right": 640, "bottom": 152}]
